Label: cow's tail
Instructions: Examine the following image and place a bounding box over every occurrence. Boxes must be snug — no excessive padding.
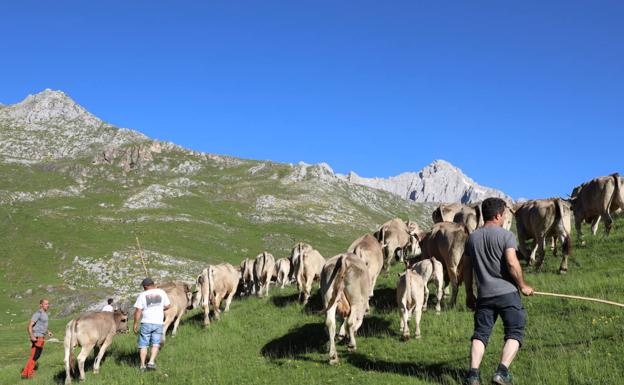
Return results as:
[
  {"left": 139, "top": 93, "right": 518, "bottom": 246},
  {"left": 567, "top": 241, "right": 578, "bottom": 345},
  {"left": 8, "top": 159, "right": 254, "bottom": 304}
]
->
[
  {"left": 208, "top": 265, "right": 215, "bottom": 305},
  {"left": 296, "top": 247, "right": 306, "bottom": 289},
  {"left": 610, "top": 173, "right": 622, "bottom": 210},
  {"left": 64, "top": 319, "right": 78, "bottom": 383},
  {"left": 554, "top": 199, "right": 572, "bottom": 256},
  {"left": 324, "top": 255, "right": 349, "bottom": 315}
]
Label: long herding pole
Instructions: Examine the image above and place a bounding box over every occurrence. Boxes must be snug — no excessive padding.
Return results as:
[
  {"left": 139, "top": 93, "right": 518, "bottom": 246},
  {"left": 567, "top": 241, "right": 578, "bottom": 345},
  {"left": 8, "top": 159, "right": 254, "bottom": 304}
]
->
[
  {"left": 135, "top": 236, "right": 149, "bottom": 277},
  {"left": 534, "top": 291, "right": 624, "bottom": 308}
]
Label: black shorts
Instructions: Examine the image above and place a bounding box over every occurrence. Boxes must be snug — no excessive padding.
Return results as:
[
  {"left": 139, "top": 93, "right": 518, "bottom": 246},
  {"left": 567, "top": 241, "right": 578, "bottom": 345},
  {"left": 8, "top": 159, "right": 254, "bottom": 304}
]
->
[{"left": 472, "top": 291, "right": 526, "bottom": 347}]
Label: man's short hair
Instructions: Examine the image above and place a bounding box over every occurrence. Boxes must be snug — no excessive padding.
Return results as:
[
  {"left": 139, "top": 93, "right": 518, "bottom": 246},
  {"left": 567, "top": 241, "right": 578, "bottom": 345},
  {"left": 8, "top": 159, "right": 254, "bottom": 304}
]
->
[
  {"left": 39, "top": 298, "right": 48, "bottom": 305},
  {"left": 482, "top": 198, "right": 507, "bottom": 221},
  {"left": 107, "top": 298, "right": 114, "bottom": 305},
  {"left": 141, "top": 277, "right": 155, "bottom": 287}
]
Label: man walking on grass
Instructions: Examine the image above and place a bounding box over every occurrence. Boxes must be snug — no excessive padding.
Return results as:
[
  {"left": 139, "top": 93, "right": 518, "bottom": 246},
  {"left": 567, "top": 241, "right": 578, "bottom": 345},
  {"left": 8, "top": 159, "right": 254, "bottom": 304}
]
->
[
  {"left": 463, "top": 198, "right": 534, "bottom": 385},
  {"left": 21, "top": 299, "right": 53, "bottom": 379},
  {"left": 133, "top": 278, "right": 170, "bottom": 371}
]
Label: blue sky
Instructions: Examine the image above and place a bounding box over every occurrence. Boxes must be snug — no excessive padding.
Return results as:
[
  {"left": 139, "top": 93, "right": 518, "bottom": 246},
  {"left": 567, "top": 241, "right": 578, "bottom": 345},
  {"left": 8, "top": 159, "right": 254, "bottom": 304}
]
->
[{"left": 2, "top": 1, "right": 623, "bottom": 199}]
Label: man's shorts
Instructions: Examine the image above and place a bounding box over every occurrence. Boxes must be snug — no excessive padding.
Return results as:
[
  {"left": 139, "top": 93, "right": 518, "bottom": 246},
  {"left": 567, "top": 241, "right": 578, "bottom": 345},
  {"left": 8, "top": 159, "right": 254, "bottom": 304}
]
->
[
  {"left": 138, "top": 323, "right": 163, "bottom": 348},
  {"left": 472, "top": 291, "right": 526, "bottom": 347}
]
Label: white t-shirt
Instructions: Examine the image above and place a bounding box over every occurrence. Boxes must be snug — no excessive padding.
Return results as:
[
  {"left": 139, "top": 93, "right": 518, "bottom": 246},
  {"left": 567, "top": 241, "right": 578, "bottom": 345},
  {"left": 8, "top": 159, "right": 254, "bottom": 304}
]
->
[
  {"left": 102, "top": 304, "right": 114, "bottom": 312},
  {"left": 133, "top": 288, "right": 170, "bottom": 325}
]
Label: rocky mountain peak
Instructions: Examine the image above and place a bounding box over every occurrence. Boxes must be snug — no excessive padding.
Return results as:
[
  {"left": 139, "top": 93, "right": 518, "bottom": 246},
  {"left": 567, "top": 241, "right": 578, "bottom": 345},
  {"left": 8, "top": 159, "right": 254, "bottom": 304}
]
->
[{"left": 338, "top": 160, "right": 511, "bottom": 204}]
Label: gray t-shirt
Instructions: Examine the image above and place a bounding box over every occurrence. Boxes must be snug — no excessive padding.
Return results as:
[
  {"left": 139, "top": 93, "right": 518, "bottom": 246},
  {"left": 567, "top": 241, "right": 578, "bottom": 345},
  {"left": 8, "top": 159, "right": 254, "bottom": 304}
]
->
[
  {"left": 31, "top": 310, "right": 48, "bottom": 337},
  {"left": 466, "top": 225, "right": 518, "bottom": 299}
]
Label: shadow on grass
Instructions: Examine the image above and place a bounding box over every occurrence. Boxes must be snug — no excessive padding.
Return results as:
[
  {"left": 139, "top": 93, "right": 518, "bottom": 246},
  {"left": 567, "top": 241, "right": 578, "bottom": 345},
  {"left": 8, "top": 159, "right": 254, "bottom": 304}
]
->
[
  {"left": 359, "top": 315, "right": 398, "bottom": 338},
  {"left": 271, "top": 292, "right": 300, "bottom": 307},
  {"left": 53, "top": 349, "right": 110, "bottom": 385},
  {"left": 369, "top": 287, "right": 397, "bottom": 313},
  {"left": 261, "top": 322, "right": 326, "bottom": 360},
  {"left": 347, "top": 352, "right": 464, "bottom": 385}
]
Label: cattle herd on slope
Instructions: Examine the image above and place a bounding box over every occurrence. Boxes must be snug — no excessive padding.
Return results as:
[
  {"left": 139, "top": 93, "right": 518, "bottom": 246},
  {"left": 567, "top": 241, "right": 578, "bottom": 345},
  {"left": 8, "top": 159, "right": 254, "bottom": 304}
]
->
[{"left": 62, "top": 173, "right": 623, "bottom": 382}]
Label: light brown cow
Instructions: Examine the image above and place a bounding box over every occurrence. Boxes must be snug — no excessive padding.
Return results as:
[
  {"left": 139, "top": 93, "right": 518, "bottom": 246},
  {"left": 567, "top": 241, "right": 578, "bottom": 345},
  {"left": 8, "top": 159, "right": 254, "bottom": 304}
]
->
[
  {"left": 419, "top": 222, "right": 469, "bottom": 307},
  {"left": 433, "top": 202, "right": 513, "bottom": 232},
  {"left": 292, "top": 243, "right": 325, "bottom": 305},
  {"left": 347, "top": 234, "right": 383, "bottom": 297},
  {"left": 409, "top": 257, "right": 444, "bottom": 314},
  {"left": 396, "top": 268, "right": 425, "bottom": 340},
  {"left": 239, "top": 258, "right": 255, "bottom": 296},
  {"left": 515, "top": 198, "right": 572, "bottom": 273},
  {"left": 571, "top": 173, "right": 624, "bottom": 245},
  {"left": 321, "top": 253, "right": 371, "bottom": 365},
  {"left": 159, "top": 281, "right": 192, "bottom": 343},
  {"left": 254, "top": 252, "right": 276, "bottom": 298},
  {"left": 374, "top": 218, "right": 418, "bottom": 271},
  {"left": 63, "top": 310, "right": 129, "bottom": 384},
  {"left": 196, "top": 263, "right": 240, "bottom": 326},
  {"left": 275, "top": 258, "right": 291, "bottom": 289}
]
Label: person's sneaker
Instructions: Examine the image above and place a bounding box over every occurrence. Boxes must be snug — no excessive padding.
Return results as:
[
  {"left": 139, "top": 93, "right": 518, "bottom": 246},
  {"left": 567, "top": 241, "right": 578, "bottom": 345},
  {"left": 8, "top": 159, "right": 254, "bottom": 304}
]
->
[
  {"left": 463, "top": 373, "right": 481, "bottom": 385},
  {"left": 139, "top": 366, "right": 146, "bottom": 372},
  {"left": 492, "top": 371, "right": 514, "bottom": 385},
  {"left": 147, "top": 363, "right": 157, "bottom": 371}
]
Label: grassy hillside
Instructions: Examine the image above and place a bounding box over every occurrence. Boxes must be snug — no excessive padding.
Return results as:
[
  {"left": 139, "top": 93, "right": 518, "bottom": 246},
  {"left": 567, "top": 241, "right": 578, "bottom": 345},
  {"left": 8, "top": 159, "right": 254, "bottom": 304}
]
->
[{"left": 0, "top": 218, "right": 622, "bottom": 385}]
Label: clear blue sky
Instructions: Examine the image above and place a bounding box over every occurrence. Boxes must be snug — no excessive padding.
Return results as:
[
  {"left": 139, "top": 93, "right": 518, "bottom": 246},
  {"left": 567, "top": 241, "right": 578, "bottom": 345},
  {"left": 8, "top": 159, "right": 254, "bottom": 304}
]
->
[{"left": 2, "top": 1, "right": 623, "bottom": 199}]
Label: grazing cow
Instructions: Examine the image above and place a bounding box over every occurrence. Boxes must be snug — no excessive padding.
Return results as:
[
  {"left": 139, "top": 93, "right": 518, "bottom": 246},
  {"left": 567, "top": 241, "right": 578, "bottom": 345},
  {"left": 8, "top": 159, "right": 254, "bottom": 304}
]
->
[
  {"left": 419, "top": 222, "right": 469, "bottom": 307},
  {"left": 275, "top": 258, "right": 291, "bottom": 289},
  {"left": 159, "top": 281, "right": 192, "bottom": 343},
  {"left": 515, "top": 198, "right": 572, "bottom": 273},
  {"left": 396, "top": 268, "right": 425, "bottom": 340},
  {"left": 320, "top": 253, "right": 371, "bottom": 365},
  {"left": 374, "top": 218, "right": 417, "bottom": 271},
  {"left": 409, "top": 257, "right": 444, "bottom": 314},
  {"left": 347, "top": 234, "right": 383, "bottom": 297},
  {"left": 254, "top": 252, "right": 276, "bottom": 298},
  {"left": 292, "top": 243, "right": 325, "bottom": 305},
  {"left": 433, "top": 202, "right": 513, "bottom": 232},
  {"left": 196, "top": 263, "right": 240, "bottom": 326},
  {"left": 63, "top": 310, "right": 128, "bottom": 384},
  {"left": 571, "top": 173, "right": 624, "bottom": 245},
  {"left": 239, "top": 258, "right": 255, "bottom": 296}
]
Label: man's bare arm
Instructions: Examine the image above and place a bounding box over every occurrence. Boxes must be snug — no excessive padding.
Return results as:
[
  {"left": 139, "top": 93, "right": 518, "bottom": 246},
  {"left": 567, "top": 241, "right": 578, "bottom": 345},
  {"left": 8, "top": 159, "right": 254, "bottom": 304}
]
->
[
  {"left": 505, "top": 248, "right": 534, "bottom": 296},
  {"left": 27, "top": 320, "right": 36, "bottom": 341},
  {"left": 133, "top": 308, "right": 142, "bottom": 333}
]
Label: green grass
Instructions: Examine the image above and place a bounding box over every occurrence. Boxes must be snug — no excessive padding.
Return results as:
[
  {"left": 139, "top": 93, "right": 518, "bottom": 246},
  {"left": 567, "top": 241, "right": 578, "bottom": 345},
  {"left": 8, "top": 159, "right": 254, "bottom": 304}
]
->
[{"left": 0, "top": 219, "right": 623, "bottom": 385}]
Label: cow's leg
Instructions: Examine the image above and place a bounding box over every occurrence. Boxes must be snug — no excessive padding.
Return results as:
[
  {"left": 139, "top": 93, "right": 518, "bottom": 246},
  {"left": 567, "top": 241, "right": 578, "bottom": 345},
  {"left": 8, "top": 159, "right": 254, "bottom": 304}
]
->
[
  {"left": 400, "top": 302, "right": 410, "bottom": 340},
  {"left": 527, "top": 239, "right": 539, "bottom": 266},
  {"left": 435, "top": 270, "right": 444, "bottom": 314},
  {"left": 161, "top": 313, "right": 172, "bottom": 343},
  {"left": 325, "top": 305, "right": 338, "bottom": 365},
  {"left": 77, "top": 343, "right": 95, "bottom": 381},
  {"left": 171, "top": 312, "right": 183, "bottom": 336},
  {"left": 535, "top": 236, "right": 546, "bottom": 270},
  {"left": 422, "top": 283, "right": 429, "bottom": 312},
  {"left": 93, "top": 336, "right": 113, "bottom": 374},
  {"left": 575, "top": 214, "right": 586, "bottom": 246},
  {"left": 303, "top": 275, "right": 313, "bottom": 305},
  {"left": 517, "top": 232, "right": 530, "bottom": 264},
  {"left": 202, "top": 300, "right": 211, "bottom": 327},
  {"left": 213, "top": 294, "right": 223, "bottom": 320},
  {"left": 551, "top": 237, "right": 557, "bottom": 257},
  {"left": 413, "top": 298, "right": 422, "bottom": 339},
  {"left": 369, "top": 273, "right": 378, "bottom": 297},
  {"left": 558, "top": 234, "right": 570, "bottom": 274},
  {"left": 224, "top": 290, "right": 236, "bottom": 312},
  {"left": 448, "top": 267, "right": 459, "bottom": 307},
  {"left": 602, "top": 212, "right": 613, "bottom": 236},
  {"left": 346, "top": 311, "right": 361, "bottom": 352}
]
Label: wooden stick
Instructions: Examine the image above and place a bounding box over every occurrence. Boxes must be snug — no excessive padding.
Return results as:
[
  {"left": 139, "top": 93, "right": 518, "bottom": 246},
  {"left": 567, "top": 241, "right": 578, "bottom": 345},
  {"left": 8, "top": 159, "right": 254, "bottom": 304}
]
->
[
  {"left": 135, "top": 236, "right": 149, "bottom": 277},
  {"left": 533, "top": 291, "right": 624, "bottom": 308}
]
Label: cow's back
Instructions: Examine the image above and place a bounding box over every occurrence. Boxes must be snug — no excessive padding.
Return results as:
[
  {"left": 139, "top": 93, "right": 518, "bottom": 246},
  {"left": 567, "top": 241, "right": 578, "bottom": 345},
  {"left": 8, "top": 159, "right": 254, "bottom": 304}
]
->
[{"left": 74, "top": 312, "right": 116, "bottom": 345}]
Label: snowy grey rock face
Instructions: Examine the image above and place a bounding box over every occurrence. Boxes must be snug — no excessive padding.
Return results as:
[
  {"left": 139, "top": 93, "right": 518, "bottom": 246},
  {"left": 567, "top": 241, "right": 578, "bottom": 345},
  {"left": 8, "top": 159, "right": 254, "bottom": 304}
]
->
[
  {"left": 0, "top": 89, "right": 146, "bottom": 161},
  {"left": 338, "top": 160, "right": 511, "bottom": 204}
]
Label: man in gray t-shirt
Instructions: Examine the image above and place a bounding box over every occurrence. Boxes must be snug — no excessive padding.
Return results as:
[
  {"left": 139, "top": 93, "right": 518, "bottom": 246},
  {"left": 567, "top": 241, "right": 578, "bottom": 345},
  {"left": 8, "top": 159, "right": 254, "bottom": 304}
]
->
[
  {"left": 463, "top": 198, "right": 534, "bottom": 385},
  {"left": 21, "top": 298, "right": 53, "bottom": 379}
]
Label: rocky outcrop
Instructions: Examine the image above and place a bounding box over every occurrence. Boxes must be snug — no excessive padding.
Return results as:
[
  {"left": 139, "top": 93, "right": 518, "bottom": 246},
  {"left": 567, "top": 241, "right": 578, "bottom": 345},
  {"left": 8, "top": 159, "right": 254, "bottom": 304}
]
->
[{"left": 339, "top": 160, "right": 511, "bottom": 204}]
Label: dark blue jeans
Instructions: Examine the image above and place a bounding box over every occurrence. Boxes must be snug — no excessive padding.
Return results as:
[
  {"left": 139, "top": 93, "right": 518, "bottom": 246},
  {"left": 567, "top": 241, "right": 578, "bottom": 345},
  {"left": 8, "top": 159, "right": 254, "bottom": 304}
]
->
[{"left": 472, "top": 291, "right": 526, "bottom": 347}]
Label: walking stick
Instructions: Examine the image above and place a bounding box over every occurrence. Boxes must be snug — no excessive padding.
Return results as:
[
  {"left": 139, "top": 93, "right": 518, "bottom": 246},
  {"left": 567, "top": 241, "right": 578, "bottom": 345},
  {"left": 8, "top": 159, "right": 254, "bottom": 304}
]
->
[
  {"left": 533, "top": 291, "right": 624, "bottom": 308},
  {"left": 136, "top": 236, "right": 149, "bottom": 277}
]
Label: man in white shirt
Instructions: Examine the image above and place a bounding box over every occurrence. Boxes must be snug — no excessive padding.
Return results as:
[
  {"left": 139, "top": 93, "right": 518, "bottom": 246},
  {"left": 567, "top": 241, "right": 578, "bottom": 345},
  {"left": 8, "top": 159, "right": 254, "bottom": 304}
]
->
[
  {"left": 133, "top": 278, "right": 170, "bottom": 371},
  {"left": 102, "top": 298, "right": 114, "bottom": 312}
]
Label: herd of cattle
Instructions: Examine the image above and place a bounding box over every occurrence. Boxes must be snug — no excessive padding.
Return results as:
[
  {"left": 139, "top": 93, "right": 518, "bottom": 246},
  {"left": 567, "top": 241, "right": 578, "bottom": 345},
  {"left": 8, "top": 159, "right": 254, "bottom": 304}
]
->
[{"left": 62, "top": 173, "right": 623, "bottom": 382}]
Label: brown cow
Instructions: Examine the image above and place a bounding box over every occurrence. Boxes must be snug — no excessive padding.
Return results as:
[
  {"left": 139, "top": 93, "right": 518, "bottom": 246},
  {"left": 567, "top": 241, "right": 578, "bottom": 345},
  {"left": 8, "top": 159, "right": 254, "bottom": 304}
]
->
[
  {"left": 347, "top": 234, "right": 383, "bottom": 297},
  {"left": 275, "top": 258, "right": 291, "bottom": 289},
  {"left": 292, "top": 243, "right": 325, "bottom": 305},
  {"left": 433, "top": 202, "right": 513, "bottom": 232},
  {"left": 239, "top": 258, "right": 255, "bottom": 296},
  {"left": 196, "top": 263, "right": 240, "bottom": 326},
  {"left": 374, "top": 218, "right": 418, "bottom": 271},
  {"left": 515, "top": 198, "right": 572, "bottom": 273},
  {"left": 63, "top": 310, "right": 129, "bottom": 384},
  {"left": 396, "top": 268, "right": 425, "bottom": 340},
  {"left": 571, "top": 173, "right": 624, "bottom": 245},
  {"left": 254, "top": 252, "right": 276, "bottom": 298},
  {"left": 159, "top": 281, "right": 192, "bottom": 343},
  {"left": 419, "top": 222, "right": 469, "bottom": 307},
  {"left": 320, "top": 253, "right": 371, "bottom": 365}
]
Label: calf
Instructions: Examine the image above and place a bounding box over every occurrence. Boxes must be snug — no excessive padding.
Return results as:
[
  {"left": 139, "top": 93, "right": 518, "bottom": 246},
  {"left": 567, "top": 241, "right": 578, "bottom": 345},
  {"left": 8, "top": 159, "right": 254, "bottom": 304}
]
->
[
  {"left": 274, "top": 258, "right": 291, "bottom": 289},
  {"left": 63, "top": 310, "right": 128, "bottom": 384},
  {"left": 396, "top": 269, "right": 425, "bottom": 340},
  {"left": 196, "top": 263, "right": 240, "bottom": 326},
  {"left": 254, "top": 252, "right": 275, "bottom": 298},
  {"left": 409, "top": 257, "right": 444, "bottom": 314},
  {"left": 292, "top": 243, "right": 325, "bottom": 305}
]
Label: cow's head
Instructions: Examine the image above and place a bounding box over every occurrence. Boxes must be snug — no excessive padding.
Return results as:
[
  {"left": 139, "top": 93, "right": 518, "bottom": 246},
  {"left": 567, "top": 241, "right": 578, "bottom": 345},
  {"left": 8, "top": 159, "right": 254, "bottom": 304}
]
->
[
  {"left": 113, "top": 310, "right": 129, "bottom": 333},
  {"left": 405, "top": 233, "right": 422, "bottom": 258}
]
